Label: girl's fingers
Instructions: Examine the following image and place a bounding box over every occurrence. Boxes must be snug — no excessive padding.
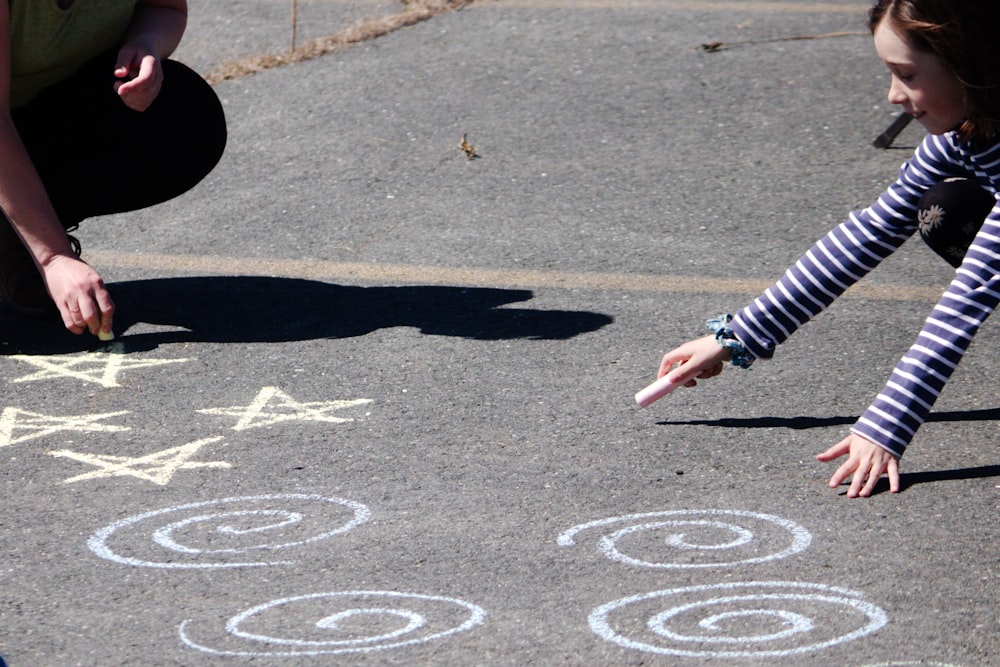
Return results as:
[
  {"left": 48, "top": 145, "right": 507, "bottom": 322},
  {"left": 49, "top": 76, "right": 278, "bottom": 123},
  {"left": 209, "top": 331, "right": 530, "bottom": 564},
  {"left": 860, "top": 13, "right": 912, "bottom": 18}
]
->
[
  {"left": 887, "top": 458, "right": 901, "bottom": 493},
  {"left": 816, "top": 436, "right": 851, "bottom": 462},
  {"left": 828, "top": 460, "right": 854, "bottom": 489},
  {"left": 847, "top": 460, "right": 870, "bottom": 497},
  {"left": 658, "top": 350, "right": 688, "bottom": 378},
  {"left": 858, "top": 462, "right": 882, "bottom": 497},
  {"left": 699, "top": 362, "right": 723, "bottom": 379}
]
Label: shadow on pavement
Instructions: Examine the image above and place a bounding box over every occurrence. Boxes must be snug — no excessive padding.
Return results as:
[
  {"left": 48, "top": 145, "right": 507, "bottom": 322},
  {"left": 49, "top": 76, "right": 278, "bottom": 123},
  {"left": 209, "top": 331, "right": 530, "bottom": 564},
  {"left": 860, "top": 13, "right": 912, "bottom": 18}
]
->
[
  {"left": 659, "top": 407, "right": 1000, "bottom": 429},
  {"left": 0, "top": 276, "right": 613, "bottom": 355},
  {"left": 898, "top": 464, "right": 1000, "bottom": 490},
  {"left": 659, "top": 415, "right": 856, "bottom": 430},
  {"left": 659, "top": 413, "right": 1000, "bottom": 494},
  {"left": 835, "top": 465, "right": 1000, "bottom": 496}
]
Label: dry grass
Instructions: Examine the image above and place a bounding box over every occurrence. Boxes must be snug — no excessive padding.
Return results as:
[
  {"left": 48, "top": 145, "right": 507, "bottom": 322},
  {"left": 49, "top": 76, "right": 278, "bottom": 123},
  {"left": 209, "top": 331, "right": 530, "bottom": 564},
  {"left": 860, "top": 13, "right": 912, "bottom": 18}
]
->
[{"left": 204, "top": 0, "right": 470, "bottom": 85}]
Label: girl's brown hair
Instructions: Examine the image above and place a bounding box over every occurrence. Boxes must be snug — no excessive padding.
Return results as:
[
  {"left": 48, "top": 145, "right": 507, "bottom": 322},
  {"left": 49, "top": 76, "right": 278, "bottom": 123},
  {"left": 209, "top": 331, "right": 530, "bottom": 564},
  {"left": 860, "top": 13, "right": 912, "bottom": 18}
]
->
[{"left": 868, "top": 0, "right": 1000, "bottom": 143}]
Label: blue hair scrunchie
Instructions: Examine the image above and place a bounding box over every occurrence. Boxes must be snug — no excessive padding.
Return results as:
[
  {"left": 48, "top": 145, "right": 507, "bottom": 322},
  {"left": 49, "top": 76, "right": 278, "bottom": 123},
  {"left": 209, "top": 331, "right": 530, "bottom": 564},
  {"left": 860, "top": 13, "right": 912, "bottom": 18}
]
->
[{"left": 706, "top": 314, "right": 756, "bottom": 369}]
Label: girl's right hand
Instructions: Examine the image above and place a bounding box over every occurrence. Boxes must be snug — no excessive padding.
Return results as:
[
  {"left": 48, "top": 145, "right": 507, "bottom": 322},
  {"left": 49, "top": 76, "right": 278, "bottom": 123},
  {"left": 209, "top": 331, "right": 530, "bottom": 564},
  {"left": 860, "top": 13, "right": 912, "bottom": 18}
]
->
[{"left": 657, "top": 334, "right": 728, "bottom": 387}]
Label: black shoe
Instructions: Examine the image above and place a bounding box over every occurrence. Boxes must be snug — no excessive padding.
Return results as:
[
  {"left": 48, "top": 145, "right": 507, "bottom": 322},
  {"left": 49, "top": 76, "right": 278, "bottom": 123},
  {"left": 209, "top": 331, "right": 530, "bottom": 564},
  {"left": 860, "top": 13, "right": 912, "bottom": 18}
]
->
[{"left": 0, "top": 219, "right": 81, "bottom": 319}]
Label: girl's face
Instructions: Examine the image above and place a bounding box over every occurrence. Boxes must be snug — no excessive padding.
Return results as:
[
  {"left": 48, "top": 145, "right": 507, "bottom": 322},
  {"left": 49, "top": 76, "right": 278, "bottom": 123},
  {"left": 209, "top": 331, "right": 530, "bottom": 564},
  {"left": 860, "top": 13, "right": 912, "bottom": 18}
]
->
[{"left": 873, "top": 18, "right": 968, "bottom": 135}]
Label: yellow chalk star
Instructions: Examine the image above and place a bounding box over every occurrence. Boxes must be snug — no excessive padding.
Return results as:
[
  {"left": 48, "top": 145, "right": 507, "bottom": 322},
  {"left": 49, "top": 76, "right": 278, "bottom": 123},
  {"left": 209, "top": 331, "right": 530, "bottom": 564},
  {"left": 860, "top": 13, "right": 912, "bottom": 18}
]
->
[
  {"left": 198, "top": 386, "right": 372, "bottom": 431},
  {"left": 50, "top": 436, "right": 231, "bottom": 486},
  {"left": 0, "top": 407, "right": 130, "bottom": 448},
  {"left": 8, "top": 345, "right": 191, "bottom": 388}
]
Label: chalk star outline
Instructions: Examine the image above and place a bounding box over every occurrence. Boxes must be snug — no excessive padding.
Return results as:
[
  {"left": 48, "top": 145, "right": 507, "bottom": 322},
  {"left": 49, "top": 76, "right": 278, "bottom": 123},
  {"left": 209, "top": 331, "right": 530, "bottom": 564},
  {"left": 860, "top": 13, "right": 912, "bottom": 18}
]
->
[
  {"left": 50, "top": 436, "right": 231, "bottom": 486},
  {"left": 8, "top": 344, "right": 191, "bottom": 388},
  {"left": 198, "top": 386, "right": 373, "bottom": 431},
  {"left": 0, "top": 406, "right": 131, "bottom": 448}
]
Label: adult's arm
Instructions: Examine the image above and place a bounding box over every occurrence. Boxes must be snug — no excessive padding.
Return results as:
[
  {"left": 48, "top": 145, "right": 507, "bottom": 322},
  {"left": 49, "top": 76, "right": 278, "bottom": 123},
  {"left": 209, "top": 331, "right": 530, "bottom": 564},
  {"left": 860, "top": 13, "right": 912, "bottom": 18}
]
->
[
  {"left": 114, "top": 0, "right": 188, "bottom": 111},
  {"left": 0, "top": 1, "right": 113, "bottom": 335}
]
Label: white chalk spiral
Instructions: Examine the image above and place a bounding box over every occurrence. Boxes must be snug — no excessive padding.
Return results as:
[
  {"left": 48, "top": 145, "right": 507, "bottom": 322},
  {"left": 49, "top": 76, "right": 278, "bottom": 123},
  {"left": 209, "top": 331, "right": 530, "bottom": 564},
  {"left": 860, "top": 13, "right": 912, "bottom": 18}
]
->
[
  {"left": 558, "top": 509, "right": 811, "bottom": 568},
  {"left": 88, "top": 494, "right": 371, "bottom": 568},
  {"left": 590, "top": 581, "right": 888, "bottom": 658},
  {"left": 179, "top": 591, "right": 487, "bottom": 656}
]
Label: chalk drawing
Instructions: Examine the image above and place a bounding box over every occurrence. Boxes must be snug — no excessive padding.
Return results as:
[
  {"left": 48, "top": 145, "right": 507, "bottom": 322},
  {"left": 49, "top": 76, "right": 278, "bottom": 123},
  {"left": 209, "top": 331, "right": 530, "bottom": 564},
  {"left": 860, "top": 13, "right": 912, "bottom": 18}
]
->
[
  {"left": 590, "top": 581, "right": 888, "bottom": 658},
  {"left": 0, "top": 407, "right": 130, "bottom": 447},
  {"left": 197, "top": 386, "right": 372, "bottom": 431},
  {"left": 8, "top": 347, "right": 190, "bottom": 388},
  {"left": 88, "top": 494, "right": 371, "bottom": 569},
  {"left": 178, "top": 591, "right": 486, "bottom": 657},
  {"left": 558, "top": 510, "right": 811, "bottom": 568},
  {"left": 50, "top": 436, "right": 230, "bottom": 485}
]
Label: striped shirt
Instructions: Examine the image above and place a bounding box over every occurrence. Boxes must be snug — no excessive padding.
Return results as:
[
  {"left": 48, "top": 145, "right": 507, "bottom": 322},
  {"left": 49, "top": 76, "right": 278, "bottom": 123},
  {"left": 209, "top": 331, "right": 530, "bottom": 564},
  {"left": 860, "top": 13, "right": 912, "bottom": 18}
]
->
[{"left": 730, "top": 131, "right": 1000, "bottom": 458}]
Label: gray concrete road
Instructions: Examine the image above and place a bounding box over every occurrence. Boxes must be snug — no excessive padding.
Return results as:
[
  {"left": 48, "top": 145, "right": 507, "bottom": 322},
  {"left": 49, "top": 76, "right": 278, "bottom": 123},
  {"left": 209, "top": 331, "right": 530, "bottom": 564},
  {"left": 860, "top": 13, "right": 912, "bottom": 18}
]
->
[{"left": 1, "top": 0, "right": 996, "bottom": 665}]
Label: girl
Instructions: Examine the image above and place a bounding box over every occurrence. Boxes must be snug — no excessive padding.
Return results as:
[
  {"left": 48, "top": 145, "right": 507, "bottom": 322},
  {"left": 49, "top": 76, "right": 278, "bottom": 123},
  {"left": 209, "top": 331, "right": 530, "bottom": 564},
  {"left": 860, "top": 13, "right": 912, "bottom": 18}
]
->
[
  {"left": 655, "top": 0, "right": 1000, "bottom": 498},
  {"left": 0, "top": 0, "right": 226, "bottom": 337}
]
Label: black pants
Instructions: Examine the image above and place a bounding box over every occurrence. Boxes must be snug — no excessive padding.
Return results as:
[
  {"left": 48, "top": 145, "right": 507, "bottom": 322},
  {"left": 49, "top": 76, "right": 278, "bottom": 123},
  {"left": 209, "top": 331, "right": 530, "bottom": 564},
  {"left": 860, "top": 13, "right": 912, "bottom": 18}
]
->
[
  {"left": 917, "top": 178, "right": 996, "bottom": 267},
  {"left": 10, "top": 51, "right": 227, "bottom": 229}
]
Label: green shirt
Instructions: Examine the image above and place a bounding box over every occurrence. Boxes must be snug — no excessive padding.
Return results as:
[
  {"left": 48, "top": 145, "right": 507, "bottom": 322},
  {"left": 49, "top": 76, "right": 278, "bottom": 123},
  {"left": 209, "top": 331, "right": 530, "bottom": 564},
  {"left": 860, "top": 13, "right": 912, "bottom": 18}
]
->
[{"left": 9, "top": 0, "right": 138, "bottom": 108}]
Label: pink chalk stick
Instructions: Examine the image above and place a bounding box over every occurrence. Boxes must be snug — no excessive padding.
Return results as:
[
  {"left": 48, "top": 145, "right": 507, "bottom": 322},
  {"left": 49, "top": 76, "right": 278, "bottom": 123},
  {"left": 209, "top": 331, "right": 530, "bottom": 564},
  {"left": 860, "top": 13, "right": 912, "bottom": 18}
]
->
[{"left": 634, "top": 375, "right": 682, "bottom": 408}]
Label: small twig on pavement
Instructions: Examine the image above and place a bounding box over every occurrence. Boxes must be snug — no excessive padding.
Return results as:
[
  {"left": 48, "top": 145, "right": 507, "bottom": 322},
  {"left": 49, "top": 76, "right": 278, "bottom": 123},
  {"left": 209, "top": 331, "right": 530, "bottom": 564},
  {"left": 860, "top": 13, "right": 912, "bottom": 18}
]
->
[{"left": 699, "top": 30, "right": 866, "bottom": 52}]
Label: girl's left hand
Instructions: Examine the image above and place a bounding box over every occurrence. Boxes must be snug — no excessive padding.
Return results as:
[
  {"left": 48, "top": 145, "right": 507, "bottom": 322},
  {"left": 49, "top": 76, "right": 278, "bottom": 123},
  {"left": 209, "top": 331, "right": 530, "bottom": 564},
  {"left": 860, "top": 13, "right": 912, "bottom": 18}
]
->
[
  {"left": 817, "top": 433, "right": 900, "bottom": 497},
  {"left": 113, "top": 46, "right": 163, "bottom": 111}
]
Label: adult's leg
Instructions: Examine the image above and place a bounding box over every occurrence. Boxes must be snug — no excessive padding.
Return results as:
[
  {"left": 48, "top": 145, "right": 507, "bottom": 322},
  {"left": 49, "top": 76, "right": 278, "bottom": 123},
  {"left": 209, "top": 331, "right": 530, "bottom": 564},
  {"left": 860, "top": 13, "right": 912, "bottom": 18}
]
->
[
  {"left": 14, "top": 51, "right": 227, "bottom": 225},
  {"left": 0, "top": 216, "right": 55, "bottom": 315},
  {"left": 917, "top": 178, "right": 996, "bottom": 268},
  {"left": 1, "top": 52, "right": 226, "bottom": 316}
]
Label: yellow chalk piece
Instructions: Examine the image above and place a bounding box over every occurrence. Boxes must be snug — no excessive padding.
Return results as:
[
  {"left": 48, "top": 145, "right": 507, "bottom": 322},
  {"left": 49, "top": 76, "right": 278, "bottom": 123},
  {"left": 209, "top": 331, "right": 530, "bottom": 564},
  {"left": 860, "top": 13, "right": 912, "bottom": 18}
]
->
[{"left": 97, "top": 330, "right": 115, "bottom": 342}]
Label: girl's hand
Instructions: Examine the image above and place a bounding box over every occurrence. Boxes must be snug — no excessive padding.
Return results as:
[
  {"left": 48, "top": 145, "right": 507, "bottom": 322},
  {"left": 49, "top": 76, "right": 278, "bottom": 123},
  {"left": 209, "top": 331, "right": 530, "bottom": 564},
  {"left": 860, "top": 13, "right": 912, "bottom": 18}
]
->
[
  {"left": 113, "top": 44, "right": 163, "bottom": 111},
  {"left": 817, "top": 434, "right": 900, "bottom": 498},
  {"left": 657, "top": 334, "right": 727, "bottom": 387},
  {"left": 41, "top": 254, "right": 115, "bottom": 337}
]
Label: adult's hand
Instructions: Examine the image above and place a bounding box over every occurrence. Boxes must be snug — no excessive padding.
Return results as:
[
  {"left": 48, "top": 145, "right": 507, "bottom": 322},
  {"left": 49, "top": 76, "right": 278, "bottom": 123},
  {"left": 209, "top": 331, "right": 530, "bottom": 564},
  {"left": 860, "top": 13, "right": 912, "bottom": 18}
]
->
[
  {"left": 42, "top": 254, "right": 115, "bottom": 336},
  {"left": 113, "top": 46, "right": 163, "bottom": 111}
]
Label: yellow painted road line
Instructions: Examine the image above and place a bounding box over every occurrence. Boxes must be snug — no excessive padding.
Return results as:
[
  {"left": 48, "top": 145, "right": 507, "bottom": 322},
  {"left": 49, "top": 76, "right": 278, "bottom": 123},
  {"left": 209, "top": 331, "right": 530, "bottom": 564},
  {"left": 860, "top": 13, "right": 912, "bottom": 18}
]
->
[
  {"left": 480, "top": 0, "right": 867, "bottom": 13},
  {"left": 87, "top": 250, "right": 942, "bottom": 302}
]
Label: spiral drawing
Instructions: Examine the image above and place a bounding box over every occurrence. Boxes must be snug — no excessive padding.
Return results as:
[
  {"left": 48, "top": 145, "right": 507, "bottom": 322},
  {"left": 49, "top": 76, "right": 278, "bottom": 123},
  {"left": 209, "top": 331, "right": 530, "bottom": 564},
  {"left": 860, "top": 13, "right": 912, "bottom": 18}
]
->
[
  {"left": 590, "top": 581, "right": 888, "bottom": 658},
  {"left": 178, "top": 591, "right": 487, "bottom": 656},
  {"left": 558, "top": 509, "right": 811, "bottom": 568},
  {"left": 88, "top": 494, "right": 371, "bottom": 568}
]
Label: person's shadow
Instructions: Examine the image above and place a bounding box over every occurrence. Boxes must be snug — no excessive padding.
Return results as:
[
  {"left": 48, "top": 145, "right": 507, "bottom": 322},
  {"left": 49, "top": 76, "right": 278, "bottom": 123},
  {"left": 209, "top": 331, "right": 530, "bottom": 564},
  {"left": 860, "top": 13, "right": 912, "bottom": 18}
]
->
[
  {"left": 0, "top": 276, "right": 613, "bottom": 355},
  {"left": 657, "top": 413, "right": 1000, "bottom": 495}
]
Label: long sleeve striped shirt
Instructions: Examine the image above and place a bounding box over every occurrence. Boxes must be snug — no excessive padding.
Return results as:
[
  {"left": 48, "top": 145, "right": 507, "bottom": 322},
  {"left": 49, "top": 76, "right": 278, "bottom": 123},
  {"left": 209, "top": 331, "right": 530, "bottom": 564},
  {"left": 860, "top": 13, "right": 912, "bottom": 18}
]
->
[{"left": 730, "top": 131, "right": 1000, "bottom": 458}]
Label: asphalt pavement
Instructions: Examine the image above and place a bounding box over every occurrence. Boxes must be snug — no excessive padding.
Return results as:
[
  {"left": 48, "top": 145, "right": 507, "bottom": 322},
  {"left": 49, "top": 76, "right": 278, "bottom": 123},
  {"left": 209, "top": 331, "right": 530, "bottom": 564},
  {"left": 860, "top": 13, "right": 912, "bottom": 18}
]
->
[{"left": 0, "top": 0, "right": 996, "bottom": 665}]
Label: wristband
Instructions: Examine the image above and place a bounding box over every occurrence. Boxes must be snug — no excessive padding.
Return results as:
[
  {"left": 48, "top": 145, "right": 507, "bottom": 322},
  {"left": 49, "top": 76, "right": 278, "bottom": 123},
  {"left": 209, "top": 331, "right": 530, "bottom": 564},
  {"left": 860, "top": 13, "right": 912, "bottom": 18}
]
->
[{"left": 707, "top": 314, "right": 755, "bottom": 369}]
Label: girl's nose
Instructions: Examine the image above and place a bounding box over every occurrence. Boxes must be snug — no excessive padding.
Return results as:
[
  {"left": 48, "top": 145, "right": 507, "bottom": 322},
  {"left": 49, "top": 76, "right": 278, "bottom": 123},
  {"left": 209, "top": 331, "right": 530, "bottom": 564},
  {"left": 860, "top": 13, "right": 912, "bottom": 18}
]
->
[{"left": 887, "top": 76, "right": 907, "bottom": 105}]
